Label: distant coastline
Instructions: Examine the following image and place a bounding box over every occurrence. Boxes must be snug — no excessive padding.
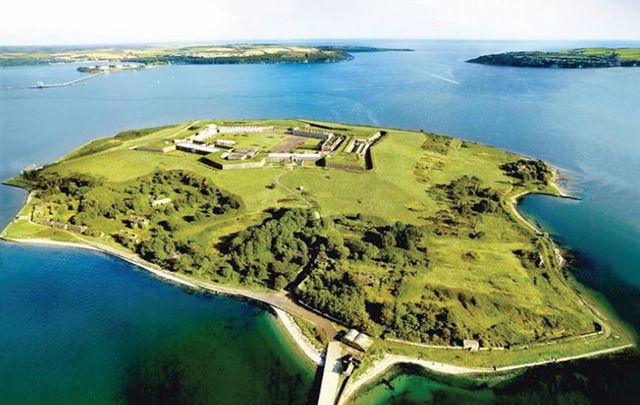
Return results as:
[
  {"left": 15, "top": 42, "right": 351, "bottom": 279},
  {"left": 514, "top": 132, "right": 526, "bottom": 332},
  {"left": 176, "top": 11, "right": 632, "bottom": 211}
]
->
[
  {"left": 467, "top": 47, "right": 640, "bottom": 68},
  {"left": 0, "top": 44, "right": 413, "bottom": 68}
]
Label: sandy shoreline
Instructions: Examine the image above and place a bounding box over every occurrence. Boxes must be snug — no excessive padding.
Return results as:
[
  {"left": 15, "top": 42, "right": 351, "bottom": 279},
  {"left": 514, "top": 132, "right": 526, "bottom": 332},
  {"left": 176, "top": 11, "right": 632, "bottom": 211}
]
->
[
  {"left": 0, "top": 234, "right": 325, "bottom": 368},
  {"left": 273, "top": 307, "right": 324, "bottom": 366},
  {"left": 339, "top": 343, "right": 634, "bottom": 404}
]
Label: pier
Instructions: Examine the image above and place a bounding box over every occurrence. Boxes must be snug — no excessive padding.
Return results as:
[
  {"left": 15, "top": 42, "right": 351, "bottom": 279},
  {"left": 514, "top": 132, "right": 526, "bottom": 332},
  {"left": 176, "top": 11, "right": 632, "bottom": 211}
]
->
[
  {"left": 317, "top": 341, "right": 343, "bottom": 405},
  {"left": 30, "top": 73, "right": 102, "bottom": 89}
]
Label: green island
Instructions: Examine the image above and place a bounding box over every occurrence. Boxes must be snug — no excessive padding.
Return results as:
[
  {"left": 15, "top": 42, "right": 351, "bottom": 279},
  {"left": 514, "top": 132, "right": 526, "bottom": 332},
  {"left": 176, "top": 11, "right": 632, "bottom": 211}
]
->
[
  {"left": 467, "top": 47, "right": 640, "bottom": 68},
  {"left": 2, "top": 119, "right": 634, "bottom": 404},
  {"left": 0, "top": 44, "right": 412, "bottom": 67}
]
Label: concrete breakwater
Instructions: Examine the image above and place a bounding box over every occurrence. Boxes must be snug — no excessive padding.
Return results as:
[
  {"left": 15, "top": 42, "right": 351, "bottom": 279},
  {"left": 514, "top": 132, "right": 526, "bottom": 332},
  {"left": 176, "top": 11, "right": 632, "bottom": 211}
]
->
[{"left": 29, "top": 73, "right": 102, "bottom": 89}]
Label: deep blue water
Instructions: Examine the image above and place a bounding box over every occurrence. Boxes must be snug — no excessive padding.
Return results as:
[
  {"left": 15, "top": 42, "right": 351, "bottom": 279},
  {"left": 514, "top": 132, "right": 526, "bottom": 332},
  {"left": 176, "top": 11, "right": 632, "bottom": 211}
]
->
[{"left": 1, "top": 40, "right": 640, "bottom": 402}]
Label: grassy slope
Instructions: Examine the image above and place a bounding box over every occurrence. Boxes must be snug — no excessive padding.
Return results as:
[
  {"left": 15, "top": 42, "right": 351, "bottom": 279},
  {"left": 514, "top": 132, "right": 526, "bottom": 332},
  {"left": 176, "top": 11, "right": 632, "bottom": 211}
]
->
[
  {"left": 3, "top": 119, "right": 632, "bottom": 365},
  {"left": 565, "top": 48, "right": 640, "bottom": 60}
]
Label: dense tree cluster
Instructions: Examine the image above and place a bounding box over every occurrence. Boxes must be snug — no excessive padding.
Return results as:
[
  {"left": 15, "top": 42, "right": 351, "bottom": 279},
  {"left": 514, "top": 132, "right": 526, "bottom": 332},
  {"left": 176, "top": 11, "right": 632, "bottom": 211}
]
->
[
  {"left": 389, "top": 302, "right": 464, "bottom": 344},
  {"left": 501, "top": 159, "right": 553, "bottom": 184},
  {"left": 420, "top": 134, "right": 451, "bottom": 155},
  {"left": 428, "top": 176, "right": 501, "bottom": 237},
  {"left": 298, "top": 264, "right": 374, "bottom": 332},
  {"left": 297, "top": 215, "right": 431, "bottom": 335},
  {"left": 439, "top": 176, "right": 500, "bottom": 215},
  {"left": 30, "top": 170, "right": 241, "bottom": 271},
  {"left": 223, "top": 209, "right": 323, "bottom": 288},
  {"left": 32, "top": 172, "right": 104, "bottom": 199}
]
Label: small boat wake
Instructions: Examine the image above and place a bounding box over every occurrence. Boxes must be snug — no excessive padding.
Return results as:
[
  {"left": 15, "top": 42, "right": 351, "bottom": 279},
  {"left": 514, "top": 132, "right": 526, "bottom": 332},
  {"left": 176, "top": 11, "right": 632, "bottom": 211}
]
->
[{"left": 426, "top": 72, "right": 460, "bottom": 85}]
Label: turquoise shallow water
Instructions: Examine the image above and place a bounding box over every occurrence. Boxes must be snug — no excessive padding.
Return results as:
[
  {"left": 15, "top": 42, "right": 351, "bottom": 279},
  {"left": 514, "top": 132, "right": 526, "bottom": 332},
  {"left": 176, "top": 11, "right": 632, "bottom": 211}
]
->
[
  {"left": 1, "top": 40, "right": 640, "bottom": 403},
  {"left": 352, "top": 355, "right": 640, "bottom": 404},
  {"left": 0, "top": 243, "right": 314, "bottom": 404}
]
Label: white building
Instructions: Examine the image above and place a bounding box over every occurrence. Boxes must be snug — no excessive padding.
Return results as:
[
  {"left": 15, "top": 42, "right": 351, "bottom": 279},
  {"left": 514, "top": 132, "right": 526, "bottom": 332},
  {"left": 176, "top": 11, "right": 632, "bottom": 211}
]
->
[
  {"left": 342, "top": 329, "right": 373, "bottom": 352},
  {"left": 217, "top": 126, "right": 266, "bottom": 134},
  {"left": 190, "top": 124, "right": 219, "bottom": 143},
  {"left": 151, "top": 197, "right": 172, "bottom": 207},
  {"left": 266, "top": 152, "right": 323, "bottom": 162},
  {"left": 215, "top": 139, "right": 237, "bottom": 148},
  {"left": 175, "top": 142, "right": 218, "bottom": 155}
]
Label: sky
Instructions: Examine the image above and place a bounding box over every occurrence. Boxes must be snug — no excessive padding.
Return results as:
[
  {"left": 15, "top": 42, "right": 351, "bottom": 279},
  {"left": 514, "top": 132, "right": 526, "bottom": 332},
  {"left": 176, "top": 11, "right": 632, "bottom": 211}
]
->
[{"left": 1, "top": 0, "right": 639, "bottom": 46}]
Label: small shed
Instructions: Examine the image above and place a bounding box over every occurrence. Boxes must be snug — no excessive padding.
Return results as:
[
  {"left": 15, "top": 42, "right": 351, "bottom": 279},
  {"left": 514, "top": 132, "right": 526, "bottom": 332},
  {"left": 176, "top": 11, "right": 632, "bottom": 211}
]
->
[
  {"left": 152, "top": 197, "right": 172, "bottom": 207},
  {"left": 342, "top": 329, "right": 373, "bottom": 352},
  {"left": 343, "top": 329, "right": 359, "bottom": 343},
  {"left": 463, "top": 339, "right": 480, "bottom": 351},
  {"left": 353, "top": 333, "right": 373, "bottom": 351}
]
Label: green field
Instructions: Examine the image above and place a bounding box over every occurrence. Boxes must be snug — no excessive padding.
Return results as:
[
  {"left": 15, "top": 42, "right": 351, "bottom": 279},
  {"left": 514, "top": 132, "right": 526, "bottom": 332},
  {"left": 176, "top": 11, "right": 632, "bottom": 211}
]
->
[{"left": 2, "top": 119, "right": 615, "bottom": 351}]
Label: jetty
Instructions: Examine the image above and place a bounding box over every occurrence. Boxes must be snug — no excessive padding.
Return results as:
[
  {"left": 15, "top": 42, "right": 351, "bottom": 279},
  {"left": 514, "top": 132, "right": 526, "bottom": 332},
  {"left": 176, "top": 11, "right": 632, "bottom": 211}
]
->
[
  {"left": 30, "top": 73, "right": 102, "bottom": 89},
  {"left": 317, "top": 341, "right": 343, "bottom": 405}
]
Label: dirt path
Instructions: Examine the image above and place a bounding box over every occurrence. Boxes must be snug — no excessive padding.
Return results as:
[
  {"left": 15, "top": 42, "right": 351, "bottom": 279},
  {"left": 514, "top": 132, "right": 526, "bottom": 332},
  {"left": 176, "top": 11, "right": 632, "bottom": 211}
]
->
[
  {"left": 274, "top": 171, "right": 313, "bottom": 207},
  {"left": 170, "top": 120, "right": 200, "bottom": 138}
]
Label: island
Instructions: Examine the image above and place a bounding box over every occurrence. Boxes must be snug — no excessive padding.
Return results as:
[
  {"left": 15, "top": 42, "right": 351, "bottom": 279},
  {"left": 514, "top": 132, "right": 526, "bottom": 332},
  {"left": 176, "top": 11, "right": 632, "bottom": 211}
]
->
[
  {"left": 467, "top": 48, "right": 640, "bottom": 68},
  {"left": 1, "top": 119, "right": 633, "bottom": 404},
  {"left": 0, "top": 44, "right": 412, "bottom": 67}
]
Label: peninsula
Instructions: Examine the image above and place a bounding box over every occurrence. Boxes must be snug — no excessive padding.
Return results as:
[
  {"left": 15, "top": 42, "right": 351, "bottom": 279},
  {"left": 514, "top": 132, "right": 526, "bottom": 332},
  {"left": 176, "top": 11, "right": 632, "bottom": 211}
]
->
[
  {"left": 0, "top": 44, "right": 412, "bottom": 67},
  {"left": 467, "top": 47, "right": 640, "bottom": 68},
  {"left": 2, "top": 119, "right": 633, "bottom": 404}
]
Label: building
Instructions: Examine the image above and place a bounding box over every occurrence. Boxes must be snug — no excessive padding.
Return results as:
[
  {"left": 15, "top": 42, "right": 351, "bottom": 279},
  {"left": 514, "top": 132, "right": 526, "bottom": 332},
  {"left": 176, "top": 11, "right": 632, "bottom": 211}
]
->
[
  {"left": 215, "top": 139, "right": 237, "bottom": 148},
  {"left": 226, "top": 148, "right": 258, "bottom": 161},
  {"left": 342, "top": 329, "right": 373, "bottom": 352},
  {"left": 206, "top": 159, "right": 266, "bottom": 170},
  {"left": 152, "top": 197, "right": 172, "bottom": 207},
  {"left": 287, "top": 127, "right": 334, "bottom": 140},
  {"left": 135, "top": 144, "right": 176, "bottom": 153},
  {"left": 344, "top": 131, "right": 385, "bottom": 156},
  {"left": 21, "top": 163, "right": 43, "bottom": 174},
  {"left": 175, "top": 141, "right": 218, "bottom": 155},
  {"left": 266, "top": 152, "right": 323, "bottom": 163},
  {"left": 320, "top": 135, "right": 343, "bottom": 152},
  {"left": 217, "top": 125, "right": 267, "bottom": 134},
  {"left": 190, "top": 124, "right": 219, "bottom": 143},
  {"left": 463, "top": 339, "right": 480, "bottom": 351},
  {"left": 202, "top": 150, "right": 266, "bottom": 170},
  {"left": 368, "top": 131, "right": 384, "bottom": 143}
]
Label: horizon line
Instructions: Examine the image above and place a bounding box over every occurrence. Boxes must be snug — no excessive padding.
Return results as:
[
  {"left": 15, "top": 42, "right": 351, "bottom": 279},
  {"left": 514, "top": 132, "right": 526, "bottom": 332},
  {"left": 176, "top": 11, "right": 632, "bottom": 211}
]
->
[{"left": 2, "top": 37, "right": 640, "bottom": 48}]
